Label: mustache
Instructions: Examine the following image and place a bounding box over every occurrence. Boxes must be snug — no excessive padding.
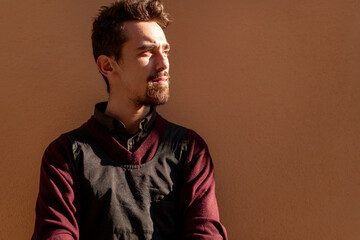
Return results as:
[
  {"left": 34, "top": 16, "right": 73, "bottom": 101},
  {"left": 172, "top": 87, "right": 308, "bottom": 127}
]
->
[{"left": 147, "top": 71, "right": 170, "bottom": 82}]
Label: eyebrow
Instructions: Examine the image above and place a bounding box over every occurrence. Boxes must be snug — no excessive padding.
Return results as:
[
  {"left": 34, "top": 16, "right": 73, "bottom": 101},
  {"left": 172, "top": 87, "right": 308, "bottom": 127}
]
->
[{"left": 136, "top": 42, "right": 170, "bottom": 52}]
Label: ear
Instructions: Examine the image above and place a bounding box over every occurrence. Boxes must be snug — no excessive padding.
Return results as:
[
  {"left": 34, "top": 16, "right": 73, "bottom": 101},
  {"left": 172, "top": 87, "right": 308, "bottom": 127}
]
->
[{"left": 96, "top": 55, "right": 115, "bottom": 77}]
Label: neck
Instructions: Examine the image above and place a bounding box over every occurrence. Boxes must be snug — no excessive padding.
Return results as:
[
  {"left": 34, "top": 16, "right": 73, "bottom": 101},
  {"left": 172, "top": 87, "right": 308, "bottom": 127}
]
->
[{"left": 105, "top": 95, "right": 151, "bottom": 134}]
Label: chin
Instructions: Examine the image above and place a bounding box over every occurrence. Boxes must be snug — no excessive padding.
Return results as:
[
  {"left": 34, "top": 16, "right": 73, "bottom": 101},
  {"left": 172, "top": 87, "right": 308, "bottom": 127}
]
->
[
  {"left": 135, "top": 89, "right": 170, "bottom": 106},
  {"left": 151, "top": 96, "right": 169, "bottom": 106},
  {"left": 145, "top": 84, "right": 170, "bottom": 106}
]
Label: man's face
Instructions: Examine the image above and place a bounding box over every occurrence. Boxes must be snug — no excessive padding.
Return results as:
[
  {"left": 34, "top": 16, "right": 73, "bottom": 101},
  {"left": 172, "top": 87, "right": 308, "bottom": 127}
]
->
[{"left": 111, "top": 21, "right": 170, "bottom": 106}]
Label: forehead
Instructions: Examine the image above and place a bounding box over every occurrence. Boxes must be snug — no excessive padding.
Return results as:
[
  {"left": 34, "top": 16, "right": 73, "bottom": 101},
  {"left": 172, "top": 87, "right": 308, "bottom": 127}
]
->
[{"left": 122, "top": 21, "right": 168, "bottom": 46}]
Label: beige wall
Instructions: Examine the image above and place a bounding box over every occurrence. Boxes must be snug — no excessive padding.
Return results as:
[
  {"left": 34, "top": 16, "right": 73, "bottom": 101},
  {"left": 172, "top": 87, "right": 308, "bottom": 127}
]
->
[{"left": 1, "top": 0, "right": 359, "bottom": 239}]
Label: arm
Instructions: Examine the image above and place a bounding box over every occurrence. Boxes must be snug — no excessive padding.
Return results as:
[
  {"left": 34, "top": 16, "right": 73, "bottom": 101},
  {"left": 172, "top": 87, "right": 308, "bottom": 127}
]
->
[
  {"left": 33, "top": 135, "right": 80, "bottom": 240},
  {"left": 180, "top": 130, "right": 228, "bottom": 240}
]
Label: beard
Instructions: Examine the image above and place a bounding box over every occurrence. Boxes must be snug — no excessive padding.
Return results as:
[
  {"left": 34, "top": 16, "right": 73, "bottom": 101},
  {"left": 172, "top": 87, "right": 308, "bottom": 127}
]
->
[{"left": 135, "top": 71, "right": 170, "bottom": 106}]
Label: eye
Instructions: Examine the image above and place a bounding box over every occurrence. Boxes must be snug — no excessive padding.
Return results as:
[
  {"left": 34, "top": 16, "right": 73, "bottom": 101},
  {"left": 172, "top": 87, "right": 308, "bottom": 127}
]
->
[
  {"left": 139, "top": 50, "right": 152, "bottom": 56},
  {"left": 163, "top": 50, "right": 170, "bottom": 56}
]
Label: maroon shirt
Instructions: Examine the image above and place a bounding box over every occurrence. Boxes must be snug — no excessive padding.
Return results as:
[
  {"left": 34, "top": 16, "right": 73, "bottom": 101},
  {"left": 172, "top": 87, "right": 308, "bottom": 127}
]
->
[{"left": 33, "top": 106, "right": 227, "bottom": 239}]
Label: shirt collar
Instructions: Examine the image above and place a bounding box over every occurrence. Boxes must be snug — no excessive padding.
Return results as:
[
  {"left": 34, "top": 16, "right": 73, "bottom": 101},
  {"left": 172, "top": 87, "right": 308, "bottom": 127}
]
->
[{"left": 93, "top": 102, "right": 157, "bottom": 134}]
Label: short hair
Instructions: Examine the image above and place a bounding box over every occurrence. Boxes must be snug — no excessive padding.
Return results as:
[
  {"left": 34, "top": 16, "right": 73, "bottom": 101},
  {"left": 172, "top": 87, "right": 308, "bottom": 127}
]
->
[{"left": 91, "top": 0, "right": 171, "bottom": 91}]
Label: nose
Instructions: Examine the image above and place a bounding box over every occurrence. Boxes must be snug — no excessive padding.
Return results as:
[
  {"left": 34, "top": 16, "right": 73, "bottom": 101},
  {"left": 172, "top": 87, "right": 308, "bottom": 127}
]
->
[{"left": 155, "top": 51, "right": 169, "bottom": 72}]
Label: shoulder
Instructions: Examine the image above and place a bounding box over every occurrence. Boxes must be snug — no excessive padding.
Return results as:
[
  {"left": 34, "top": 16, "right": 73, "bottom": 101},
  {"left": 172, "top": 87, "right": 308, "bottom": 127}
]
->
[
  {"left": 40, "top": 133, "right": 76, "bottom": 181},
  {"left": 186, "top": 129, "right": 208, "bottom": 149},
  {"left": 159, "top": 115, "right": 209, "bottom": 153},
  {"left": 158, "top": 116, "right": 188, "bottom": 137},
  {"left": 44, "top": 134, "right": 72, "bottom": 159},
  {"left": 165, "top": 121, "right": 214, "bottom": 177},
  {"left": 42, "top": 119, "right": 91, "bottom": 168}
]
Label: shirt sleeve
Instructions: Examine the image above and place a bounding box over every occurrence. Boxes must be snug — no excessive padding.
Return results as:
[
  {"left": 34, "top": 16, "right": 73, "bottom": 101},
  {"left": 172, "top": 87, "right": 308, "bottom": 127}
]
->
[
  {"left": 33, "top": 135, "right": 80, "bottom": 240},
  {"left": 181, "top": 130, "right": 228, "bottom": 240}
]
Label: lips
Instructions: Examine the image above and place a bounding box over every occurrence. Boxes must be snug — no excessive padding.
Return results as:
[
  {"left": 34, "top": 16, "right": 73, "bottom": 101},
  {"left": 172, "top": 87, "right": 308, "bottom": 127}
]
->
[
  {"left": 152, "top": 77, "right": 168, "bottom": 83},
  {"left": 148, "top": 71, "right": 170, "bottom": 83}
]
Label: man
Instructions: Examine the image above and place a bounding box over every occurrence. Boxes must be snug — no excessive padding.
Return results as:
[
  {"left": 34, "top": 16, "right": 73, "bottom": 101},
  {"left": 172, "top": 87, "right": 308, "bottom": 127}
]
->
[{"left": 33, "top": 0, "right": 227, "bottom": 239}]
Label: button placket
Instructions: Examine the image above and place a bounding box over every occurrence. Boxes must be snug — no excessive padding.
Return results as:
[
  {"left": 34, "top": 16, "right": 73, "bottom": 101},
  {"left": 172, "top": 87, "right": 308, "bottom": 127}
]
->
[{"left": 128, "top": 139, "right": 133, "bottom": 150}]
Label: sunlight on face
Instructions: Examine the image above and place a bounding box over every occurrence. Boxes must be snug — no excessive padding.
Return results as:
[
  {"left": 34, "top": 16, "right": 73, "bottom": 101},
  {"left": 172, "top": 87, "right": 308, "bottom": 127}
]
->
[{"left": 116, "top": 21, "right": 171, "bottom": 106}]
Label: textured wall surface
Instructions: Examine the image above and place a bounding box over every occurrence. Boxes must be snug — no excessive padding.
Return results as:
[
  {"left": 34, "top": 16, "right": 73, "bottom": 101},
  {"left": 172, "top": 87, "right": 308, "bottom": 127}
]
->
[{"left": 0, "top": 0, "right": 359, "bottom": 239}]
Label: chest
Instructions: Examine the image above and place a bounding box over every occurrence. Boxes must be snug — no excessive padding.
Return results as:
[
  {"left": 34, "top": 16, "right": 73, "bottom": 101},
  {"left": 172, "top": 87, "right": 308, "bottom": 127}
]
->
[{"left": 68, "top": 127, "right": 188, "bottom": 240}]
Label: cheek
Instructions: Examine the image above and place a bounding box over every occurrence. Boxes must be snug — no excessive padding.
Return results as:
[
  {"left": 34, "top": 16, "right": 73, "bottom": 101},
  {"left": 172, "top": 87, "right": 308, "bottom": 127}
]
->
[
  {"left": 125, "top": 60, "right": 150, "bottom": 77},
  {"left": 136, "top": 56, "right": 151, "bottom": 67},
  {"left": 135, "top": 58, "right": 153, "bottom": 74}
]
